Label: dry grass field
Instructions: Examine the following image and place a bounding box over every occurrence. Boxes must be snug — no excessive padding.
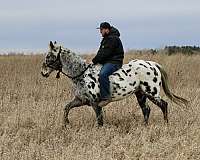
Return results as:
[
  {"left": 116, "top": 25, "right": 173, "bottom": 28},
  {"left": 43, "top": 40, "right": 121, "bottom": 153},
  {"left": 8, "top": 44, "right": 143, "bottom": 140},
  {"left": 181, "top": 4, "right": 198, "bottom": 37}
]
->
[{"left": 0, "top": 52, "right": 200, "bottom": 160}]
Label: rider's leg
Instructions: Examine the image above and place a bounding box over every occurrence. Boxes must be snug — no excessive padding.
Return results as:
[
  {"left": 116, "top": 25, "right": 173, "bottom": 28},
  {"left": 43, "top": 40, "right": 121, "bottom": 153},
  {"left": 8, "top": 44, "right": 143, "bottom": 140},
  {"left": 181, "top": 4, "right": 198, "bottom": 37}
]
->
[{"left": 99, "top": 63, "right": 121, "bottom": 106}]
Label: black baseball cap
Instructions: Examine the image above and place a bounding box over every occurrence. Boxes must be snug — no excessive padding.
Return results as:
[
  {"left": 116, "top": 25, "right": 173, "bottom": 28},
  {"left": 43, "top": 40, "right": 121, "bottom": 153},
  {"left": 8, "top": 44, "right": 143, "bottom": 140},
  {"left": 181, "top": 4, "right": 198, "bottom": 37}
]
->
[{"left": 96, "top": 22, "right": 111, "bottom": 29}]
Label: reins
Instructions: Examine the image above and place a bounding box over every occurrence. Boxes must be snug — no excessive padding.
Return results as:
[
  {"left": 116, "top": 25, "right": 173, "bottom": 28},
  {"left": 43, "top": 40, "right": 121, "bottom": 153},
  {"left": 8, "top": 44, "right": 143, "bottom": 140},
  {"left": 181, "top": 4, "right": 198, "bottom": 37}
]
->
[
  {"left": 46, "top": 51, "right": 91, "bottom": 80},
  {"left": 56, "top": 64, "right": 91, "bottom": 80}
]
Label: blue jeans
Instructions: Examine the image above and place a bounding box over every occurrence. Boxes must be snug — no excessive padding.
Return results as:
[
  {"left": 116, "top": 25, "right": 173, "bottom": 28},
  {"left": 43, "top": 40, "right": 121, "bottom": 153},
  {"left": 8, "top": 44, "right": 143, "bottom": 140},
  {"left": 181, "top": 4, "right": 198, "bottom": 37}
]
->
[{"left": 99, "top": 63, "right": 121, "bottom": 99}]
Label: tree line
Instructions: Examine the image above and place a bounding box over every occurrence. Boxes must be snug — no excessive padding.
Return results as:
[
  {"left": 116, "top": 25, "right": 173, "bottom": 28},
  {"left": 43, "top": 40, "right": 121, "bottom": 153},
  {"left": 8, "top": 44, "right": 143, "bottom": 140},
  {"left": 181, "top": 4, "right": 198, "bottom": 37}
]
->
[{"left": 164, "top": 46, "right": 200, "bottom": 55}]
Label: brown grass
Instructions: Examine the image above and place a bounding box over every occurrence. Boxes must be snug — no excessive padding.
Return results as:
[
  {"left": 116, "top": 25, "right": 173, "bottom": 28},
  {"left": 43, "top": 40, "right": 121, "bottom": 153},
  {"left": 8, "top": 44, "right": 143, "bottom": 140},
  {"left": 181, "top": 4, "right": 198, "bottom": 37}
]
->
[{"left": 0, "top": 53, "right": 200, "bottom": 160}]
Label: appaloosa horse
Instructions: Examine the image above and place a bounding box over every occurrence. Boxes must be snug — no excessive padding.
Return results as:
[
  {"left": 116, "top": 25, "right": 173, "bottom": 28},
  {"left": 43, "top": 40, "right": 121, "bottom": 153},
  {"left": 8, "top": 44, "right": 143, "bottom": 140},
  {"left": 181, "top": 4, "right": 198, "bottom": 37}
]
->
[{"left": 41, "top": 41, "right": 188, "bottom": 127}]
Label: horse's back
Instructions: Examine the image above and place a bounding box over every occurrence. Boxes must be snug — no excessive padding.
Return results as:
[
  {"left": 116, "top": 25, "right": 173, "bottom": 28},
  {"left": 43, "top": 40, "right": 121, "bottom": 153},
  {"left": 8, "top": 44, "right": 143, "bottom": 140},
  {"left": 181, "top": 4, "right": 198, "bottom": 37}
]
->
[{"left": 109, "top": 59, "right": 162, "bottom": 100}]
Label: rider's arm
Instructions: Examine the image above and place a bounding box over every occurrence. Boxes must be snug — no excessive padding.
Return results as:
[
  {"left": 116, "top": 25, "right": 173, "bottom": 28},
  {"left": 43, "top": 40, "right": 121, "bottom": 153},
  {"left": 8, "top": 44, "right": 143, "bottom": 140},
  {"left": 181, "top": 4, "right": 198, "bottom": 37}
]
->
[{"left": 92, "top": 37, "right": 118, "bottom": 64}]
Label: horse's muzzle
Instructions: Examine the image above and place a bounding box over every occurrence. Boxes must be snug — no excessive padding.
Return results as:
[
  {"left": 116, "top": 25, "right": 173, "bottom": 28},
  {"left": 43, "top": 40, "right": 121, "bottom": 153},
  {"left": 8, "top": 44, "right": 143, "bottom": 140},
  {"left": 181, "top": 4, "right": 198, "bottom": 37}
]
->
[{"left": 41, "top": 71, "right": 49, "bottom": 78}]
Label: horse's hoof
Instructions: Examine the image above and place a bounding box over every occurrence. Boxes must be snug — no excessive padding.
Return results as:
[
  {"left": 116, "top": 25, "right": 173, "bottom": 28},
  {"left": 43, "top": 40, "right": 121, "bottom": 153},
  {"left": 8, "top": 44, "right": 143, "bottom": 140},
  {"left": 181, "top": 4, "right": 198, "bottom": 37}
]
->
[
  {"left": 144, "top": 120, "right": 149, "bottom": 126},
  {"left": 95, "top": 121, "right": 103, "bottom": 128},
  {"left": 62, "top": 123, "right": 72, "bottom": 130},
  {"left": 164, "top": 118, "right": 169, "bottom": 124},
  {"left": 63, "top": 118, "right": 70, "bottom": 126},
  {"left": 96, "top": 124, "right": 103, "bottom": 128},
  {"left": 97, "top": 121, "right": 103, "bottom": 127}
]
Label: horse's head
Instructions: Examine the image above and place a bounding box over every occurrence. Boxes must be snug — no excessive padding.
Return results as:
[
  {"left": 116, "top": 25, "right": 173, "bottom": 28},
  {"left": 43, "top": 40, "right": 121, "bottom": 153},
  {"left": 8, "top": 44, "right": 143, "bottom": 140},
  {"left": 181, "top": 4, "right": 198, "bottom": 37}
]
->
[{"left": 41, "top": 41, "right": 62, "bottom": 78}]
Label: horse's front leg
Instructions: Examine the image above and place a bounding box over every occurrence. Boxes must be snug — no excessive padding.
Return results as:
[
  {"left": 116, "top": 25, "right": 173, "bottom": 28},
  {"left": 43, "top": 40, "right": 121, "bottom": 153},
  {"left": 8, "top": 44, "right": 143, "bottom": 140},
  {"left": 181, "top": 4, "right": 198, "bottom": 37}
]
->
[
  {"left": 63, "top": 96, "right": 86, "bottom": 127},
  {"left": 92, "top": 105, "right": 103, "bottom": 127}
]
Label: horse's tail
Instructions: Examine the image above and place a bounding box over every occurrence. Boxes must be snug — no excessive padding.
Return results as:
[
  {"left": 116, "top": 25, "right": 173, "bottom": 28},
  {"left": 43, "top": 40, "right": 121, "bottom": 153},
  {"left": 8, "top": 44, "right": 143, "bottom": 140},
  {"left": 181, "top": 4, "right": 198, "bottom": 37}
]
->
[{"left": 157, "top": 64, "right": 189, "bottom": 106}]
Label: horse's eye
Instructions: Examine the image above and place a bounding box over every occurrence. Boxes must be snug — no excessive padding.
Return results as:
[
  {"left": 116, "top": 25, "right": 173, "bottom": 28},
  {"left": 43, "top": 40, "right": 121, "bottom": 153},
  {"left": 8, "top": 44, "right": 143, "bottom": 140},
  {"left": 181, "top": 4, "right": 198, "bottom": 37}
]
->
[{"left": 46, "top": 54, "right": 50, "bottom": 59}]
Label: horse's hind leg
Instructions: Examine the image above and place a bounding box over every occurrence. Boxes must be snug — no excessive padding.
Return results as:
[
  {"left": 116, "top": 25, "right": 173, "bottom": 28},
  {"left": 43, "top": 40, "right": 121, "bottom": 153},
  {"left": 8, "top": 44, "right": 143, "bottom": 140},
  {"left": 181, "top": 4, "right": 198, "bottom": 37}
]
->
[
  {"left": 135, "top": 91, "right": 151, "bottom": 125},
  {"left": 147, "top": 95, "right": 168, "bottom": 123}
]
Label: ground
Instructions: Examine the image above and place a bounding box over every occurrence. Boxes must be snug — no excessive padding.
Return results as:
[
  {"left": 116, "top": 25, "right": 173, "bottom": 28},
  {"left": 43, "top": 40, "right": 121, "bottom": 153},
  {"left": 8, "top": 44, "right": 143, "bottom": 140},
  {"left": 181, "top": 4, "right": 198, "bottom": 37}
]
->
[{"left": 0, "top": 52, "right": 200, "bottom": 160}]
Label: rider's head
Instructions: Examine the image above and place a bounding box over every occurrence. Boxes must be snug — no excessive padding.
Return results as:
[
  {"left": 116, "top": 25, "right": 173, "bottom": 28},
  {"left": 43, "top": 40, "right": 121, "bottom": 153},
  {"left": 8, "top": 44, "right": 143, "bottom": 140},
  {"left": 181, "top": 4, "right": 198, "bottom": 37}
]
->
[{"left": 97, "top": 22, "right": 111, "bottom": 37}]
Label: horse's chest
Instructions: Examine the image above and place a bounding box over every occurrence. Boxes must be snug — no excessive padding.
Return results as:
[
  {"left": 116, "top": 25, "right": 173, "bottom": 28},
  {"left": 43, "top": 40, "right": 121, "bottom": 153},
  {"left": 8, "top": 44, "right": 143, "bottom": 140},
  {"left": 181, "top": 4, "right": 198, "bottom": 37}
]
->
[{"left": 75, "top": 72, "right": 100, "bottom": 101}]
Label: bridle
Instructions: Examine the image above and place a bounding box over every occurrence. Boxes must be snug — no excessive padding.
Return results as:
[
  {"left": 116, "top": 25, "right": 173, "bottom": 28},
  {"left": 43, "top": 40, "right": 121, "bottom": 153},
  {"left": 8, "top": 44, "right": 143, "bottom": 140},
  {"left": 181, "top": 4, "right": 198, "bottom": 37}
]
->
[{"left": 46, "top": 50, "right": 91, "bottom": 80}]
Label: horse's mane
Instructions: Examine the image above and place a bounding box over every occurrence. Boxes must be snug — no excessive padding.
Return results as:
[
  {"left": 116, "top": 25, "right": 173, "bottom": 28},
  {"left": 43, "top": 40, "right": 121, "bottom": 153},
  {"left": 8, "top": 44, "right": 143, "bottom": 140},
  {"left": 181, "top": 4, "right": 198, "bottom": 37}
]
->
[{"left": 60, "top": 46, "right": 88, "bottom": 78}]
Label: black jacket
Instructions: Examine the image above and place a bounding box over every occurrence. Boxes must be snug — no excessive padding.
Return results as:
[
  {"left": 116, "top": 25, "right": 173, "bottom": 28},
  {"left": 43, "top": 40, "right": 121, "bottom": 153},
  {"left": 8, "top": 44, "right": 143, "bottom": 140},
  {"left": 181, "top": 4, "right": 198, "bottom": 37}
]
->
[{"left": 92, "top": 27, "right": 124, "bottom": 65}]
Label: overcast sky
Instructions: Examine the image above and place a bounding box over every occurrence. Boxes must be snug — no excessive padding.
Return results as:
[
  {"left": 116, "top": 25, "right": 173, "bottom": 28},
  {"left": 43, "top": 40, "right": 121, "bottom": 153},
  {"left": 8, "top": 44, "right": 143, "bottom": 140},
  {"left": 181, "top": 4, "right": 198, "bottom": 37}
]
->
[{"left": 0, "top": 0, "right": 199, "bottom": 53}]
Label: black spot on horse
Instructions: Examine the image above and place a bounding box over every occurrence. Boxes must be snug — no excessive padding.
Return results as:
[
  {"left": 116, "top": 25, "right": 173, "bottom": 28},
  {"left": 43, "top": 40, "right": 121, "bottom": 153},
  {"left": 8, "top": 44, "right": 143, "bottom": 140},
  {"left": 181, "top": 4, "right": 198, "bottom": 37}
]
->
[
  {"left": 146, "top": 62, "right": 152, "bottom": 66},
  {"left": 87, "top": 84, "right": 91, "bottom": 89},
  {"left": 152, "top": 68, "right": 158, "bottom": 76},
  {"left": 89, "top": 91, "right": 92, "bottom": 95},
  {"left": 127, "top": 91, "right": 132, "bottom": 94},
  {"left": 89, "top": 91, "right": 96, "bottom": 99},
  {"left": 122, "top": 88, "right": 126, "bottom": 92},
  {"left": 147, "top": 72, "right": 150, "bottom": 75},
  {"left": 113, "top": 82, "right": 120, "bottom": 88},
  {"left": 146, "top": 86, "right": 151, "bottom": 93},
  {"left": 129, "top": 74, "right": 132, "bottom": 77},
  {"left": 119, "top": 77, "right": 124, "bottom": 81},
  {"left": 118, "top": 93, "right": 121, "bottom": 95},
  {"left": 129, "top": 81, "right": 136, "bottom": 86},
  {"left": 139, "top": 63, "right": 148, "bottom": 68},
  {"left": 159, "top": 81, "right": 161, "bottom": 86},
  {"left": 126, "top": 69, "right": 131, "bottom": 73},
  {"left": 113, "top": 73, "right": 121, "bottom": 77},
  {"left": 92, "top": 94, "right": 96, "bottom": 99},
  {"left": 155, "top": 64, "right": 160, "bottom": 70},
  {"left": 141, "top": 81, "right": 149, "bottom": 86},
  {"left": 129, "top": 64, "right": 132, "bottom": 67},
  {"left": 144, "top": 82, "right": 149, "bottom": 86},
  {"left": 153, "top": 77, "right": 157, "bottom": 83},
  {"left": 151, "top": 87, "right": 157, "bottom": 96},
  {"left": 122, "top": 94, "right": 127, "bottom": 96},
  {"left": 113, "top": 90, "right": 118, "bottom": 93},
  {"left": 88, "top": 73, "right": 97, "bottom": 82},
  {"left": 135, "top": 72, "right": 138, "bottom": 75},
  {"left": 97, "top": 93, "right": 101, "bottom": 98},
  {"left": 90, "top": 81, "right": 95, "bottom": 89},
  {"left": 122, "top": 70, "right": 128, "bottom": 76}
]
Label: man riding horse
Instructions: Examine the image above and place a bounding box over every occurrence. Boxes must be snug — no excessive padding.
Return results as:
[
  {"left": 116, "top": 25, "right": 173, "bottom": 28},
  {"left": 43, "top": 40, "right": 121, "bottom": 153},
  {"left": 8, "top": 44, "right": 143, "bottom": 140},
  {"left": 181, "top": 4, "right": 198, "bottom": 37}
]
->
[
  {"left": 41, "top": 24, "right": 188, "bottom": 127},
  {"left": 93, "top": 22, "right": 124, "bottom": 107}
]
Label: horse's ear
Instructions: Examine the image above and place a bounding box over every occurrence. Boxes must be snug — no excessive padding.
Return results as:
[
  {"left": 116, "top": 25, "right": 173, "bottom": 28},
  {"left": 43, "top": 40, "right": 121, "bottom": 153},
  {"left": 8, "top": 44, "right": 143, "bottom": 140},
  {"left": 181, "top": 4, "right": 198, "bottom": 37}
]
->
[
  {"left": 49, "top": 41, "right": 54, "bottom": 49},
  {"left": 54, "top": 41, "right": 57, "bottom": 44}
]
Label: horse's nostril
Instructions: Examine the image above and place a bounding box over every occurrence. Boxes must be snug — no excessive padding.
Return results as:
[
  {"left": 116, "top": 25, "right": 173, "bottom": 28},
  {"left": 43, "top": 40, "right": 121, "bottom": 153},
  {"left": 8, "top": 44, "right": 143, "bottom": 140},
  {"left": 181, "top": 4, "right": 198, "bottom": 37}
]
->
[
  {"left": 41, "top": 71, "right": 45, "bottom": 76},
  {"left": 41, "top": 71, "right": 47, "bottom": 77}
]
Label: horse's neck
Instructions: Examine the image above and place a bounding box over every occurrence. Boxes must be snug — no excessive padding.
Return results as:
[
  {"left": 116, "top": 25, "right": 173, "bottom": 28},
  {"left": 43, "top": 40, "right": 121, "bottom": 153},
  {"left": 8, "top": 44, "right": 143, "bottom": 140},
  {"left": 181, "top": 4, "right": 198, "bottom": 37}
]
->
[{"left": 60, "top": 48, "right": 87, "bottom": 77}]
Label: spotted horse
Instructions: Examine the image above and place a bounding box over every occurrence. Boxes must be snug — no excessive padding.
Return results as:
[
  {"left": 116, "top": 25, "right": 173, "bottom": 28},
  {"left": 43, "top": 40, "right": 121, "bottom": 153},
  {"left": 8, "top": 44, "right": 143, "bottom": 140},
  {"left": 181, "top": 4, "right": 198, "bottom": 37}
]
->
[{"left": 41, "top": 41, "right": 188, "bottom": 127}]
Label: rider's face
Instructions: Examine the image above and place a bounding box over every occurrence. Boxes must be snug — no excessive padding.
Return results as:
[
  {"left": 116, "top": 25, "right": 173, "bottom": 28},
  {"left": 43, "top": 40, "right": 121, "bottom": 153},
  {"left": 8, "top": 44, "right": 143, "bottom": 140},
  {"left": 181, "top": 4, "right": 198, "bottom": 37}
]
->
[{"left": 100, "top": 28, "right": 109, "bottom": 37}]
